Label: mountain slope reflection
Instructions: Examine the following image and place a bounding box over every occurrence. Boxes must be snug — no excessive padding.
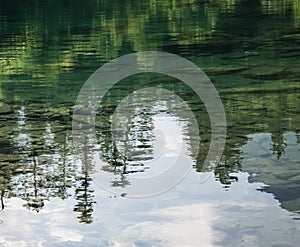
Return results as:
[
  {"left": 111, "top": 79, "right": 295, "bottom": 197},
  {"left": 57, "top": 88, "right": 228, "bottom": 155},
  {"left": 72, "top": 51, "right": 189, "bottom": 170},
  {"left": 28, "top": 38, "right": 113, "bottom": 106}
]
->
[{"left": 242, "top": 131, "right": 300, "bottom": 214}]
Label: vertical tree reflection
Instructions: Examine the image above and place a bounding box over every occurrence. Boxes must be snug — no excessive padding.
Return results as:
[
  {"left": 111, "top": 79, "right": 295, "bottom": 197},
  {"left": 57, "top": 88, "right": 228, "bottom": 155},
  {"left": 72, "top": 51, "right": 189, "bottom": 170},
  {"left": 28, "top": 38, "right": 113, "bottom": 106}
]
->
[
  {"left": 74, "top": 134, "right": 95, "bottom": 224},
  {"left": 268, "top": 94, "right": 288, "bottom": 160},
  {"left": 0, "top": 163, "right": 10, "bottom": 210},
  {"left": 74, "top": 170, "right": 95, "bottom": 224},
  {"left": 23, "top": 149, "right": 45, "bottom": 212},
  {"left": 98, "top": 101, "right": 155, "bottom": 188},
  {"left": 0, "top": 189, "right": 4, "bottom": 210}
]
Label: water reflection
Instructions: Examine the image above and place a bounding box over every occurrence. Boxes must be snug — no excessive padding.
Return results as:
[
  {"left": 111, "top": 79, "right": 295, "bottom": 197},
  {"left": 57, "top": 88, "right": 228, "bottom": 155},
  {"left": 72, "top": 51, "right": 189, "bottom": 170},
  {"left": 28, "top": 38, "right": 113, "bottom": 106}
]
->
[
  {"left": 0, "top": 0, "right": 300, "bottom": 245},
  {"left": 1, "top": 172, "right": 300, "bottom": 246},
  {"left": 0, "top": 78, "right": 299, "bottom": 211},
  {"left": 242, "top": 131, "right": 300, "bottom": 214},
  {"left": 0, "top": 0, "right": 300, "bottom": 81},
  {"left": 91, "top": 86, "right": 201, "bottom": 196},
  {"left": 1, "top": 76, "right": 298, "bottom": 217}
]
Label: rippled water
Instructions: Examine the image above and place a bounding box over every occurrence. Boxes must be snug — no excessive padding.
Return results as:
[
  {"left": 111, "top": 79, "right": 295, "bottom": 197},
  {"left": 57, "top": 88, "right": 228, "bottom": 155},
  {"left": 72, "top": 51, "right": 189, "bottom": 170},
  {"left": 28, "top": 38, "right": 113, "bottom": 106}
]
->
[{"left": 0, "top": 0, "right": 300, "bottom": 246}]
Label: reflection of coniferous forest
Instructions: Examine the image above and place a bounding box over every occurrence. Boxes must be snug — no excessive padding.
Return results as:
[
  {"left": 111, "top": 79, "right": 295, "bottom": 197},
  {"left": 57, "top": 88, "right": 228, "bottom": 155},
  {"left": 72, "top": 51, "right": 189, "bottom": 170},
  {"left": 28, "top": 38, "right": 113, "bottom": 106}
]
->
[
  {"left": 0, "top": 0, "right": 300, "bottom": 223},
  {"left": 0, "top": 0, "right": 300, "bottom": 79}
]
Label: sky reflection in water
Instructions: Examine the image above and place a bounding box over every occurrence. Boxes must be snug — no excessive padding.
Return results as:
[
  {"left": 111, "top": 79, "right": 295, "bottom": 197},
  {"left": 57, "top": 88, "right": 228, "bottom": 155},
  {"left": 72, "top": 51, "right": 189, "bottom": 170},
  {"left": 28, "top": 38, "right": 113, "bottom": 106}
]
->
[
  {"left": 1, "top": 121, "right": 300, "bottom": 246},
  {"left": 0, "top": 0, "right": 300, "bottom": 246},
  {"left": 1, "top": 171, "right": 300, "bottom": 246}
]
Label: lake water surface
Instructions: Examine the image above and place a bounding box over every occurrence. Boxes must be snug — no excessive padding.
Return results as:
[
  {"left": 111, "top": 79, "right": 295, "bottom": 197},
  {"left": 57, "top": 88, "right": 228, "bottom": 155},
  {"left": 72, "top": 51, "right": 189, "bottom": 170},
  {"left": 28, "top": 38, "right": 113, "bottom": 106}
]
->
[{"left": 0, "top": 1, "right": 300, "bottom": 246}]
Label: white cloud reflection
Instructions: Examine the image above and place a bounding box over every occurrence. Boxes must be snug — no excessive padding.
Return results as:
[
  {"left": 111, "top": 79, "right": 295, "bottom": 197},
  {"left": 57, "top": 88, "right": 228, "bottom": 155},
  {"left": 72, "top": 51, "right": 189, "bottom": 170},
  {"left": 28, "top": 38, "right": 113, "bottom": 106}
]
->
[
  {"left": 107, "top": 172, "right": 300, "bottom": 247},
  {"left": 114, "top": 201, "right": 300, "bottom": 247},
  {"left": 1, "top": 172, "right": 300, "bottom": 247}
]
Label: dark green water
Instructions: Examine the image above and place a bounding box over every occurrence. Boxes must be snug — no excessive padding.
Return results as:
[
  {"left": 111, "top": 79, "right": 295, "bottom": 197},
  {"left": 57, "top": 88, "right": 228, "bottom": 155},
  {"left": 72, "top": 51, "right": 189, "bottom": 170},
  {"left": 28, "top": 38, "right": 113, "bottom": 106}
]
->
[{"left": 0, "top": 0, "right": 300, "bottom": 246}]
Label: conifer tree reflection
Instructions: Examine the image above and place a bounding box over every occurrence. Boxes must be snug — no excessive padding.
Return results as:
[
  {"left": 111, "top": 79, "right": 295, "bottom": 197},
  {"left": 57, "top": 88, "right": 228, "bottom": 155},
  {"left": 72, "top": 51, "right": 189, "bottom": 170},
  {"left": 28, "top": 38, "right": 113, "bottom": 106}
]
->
[
  {"left": 74, "top": 169, "right": 95, "bottom": 224},
  {"left": 0, "top": 164, "right": 10, "bottom": 210},
  {"left": 74, "top": 134, "right": 95, "bottom": 224},
  {"left": 23, "top": 150, "right": 45, "bottom": 212},
  {"left": 98, "top": 103, "right": 155, "bottom": 188},
  {"left": 0, "top": 189, "right": 4, "bottom": 210},
  {"left": 268, "top": 94, "right": 288, "bottom": 160}
]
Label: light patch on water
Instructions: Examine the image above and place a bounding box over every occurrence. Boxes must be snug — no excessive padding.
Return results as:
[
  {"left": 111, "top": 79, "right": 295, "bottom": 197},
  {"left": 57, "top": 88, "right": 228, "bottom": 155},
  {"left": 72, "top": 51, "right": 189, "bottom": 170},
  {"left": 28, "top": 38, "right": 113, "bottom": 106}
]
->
[{"left": 132, "top": 113, "right": 185, "bottom": 177}]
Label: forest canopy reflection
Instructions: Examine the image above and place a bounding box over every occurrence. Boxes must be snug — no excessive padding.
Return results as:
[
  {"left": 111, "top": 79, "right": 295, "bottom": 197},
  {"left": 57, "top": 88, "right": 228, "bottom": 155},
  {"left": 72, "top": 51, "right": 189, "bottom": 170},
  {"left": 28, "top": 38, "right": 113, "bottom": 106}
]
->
[
  {"left": 0, "top": 0, "right": 299, "bottom": 224},
  {"left": 0, "top": 0, "right": 299, "bottom": 80}
]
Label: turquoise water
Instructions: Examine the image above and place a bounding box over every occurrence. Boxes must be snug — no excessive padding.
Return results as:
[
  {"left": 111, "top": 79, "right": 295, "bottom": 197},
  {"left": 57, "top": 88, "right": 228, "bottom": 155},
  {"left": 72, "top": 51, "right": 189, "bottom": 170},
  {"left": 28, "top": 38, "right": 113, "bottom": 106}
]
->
[{"left": 0, "top": 0, "right": 300, "bottom": 246}]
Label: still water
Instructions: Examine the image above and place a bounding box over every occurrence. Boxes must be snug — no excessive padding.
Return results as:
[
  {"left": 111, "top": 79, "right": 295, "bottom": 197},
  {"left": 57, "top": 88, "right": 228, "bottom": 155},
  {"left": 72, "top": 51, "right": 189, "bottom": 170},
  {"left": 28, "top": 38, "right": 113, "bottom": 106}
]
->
[{"left": 0, "top": 0, "right": 300, "bottom": 246}]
